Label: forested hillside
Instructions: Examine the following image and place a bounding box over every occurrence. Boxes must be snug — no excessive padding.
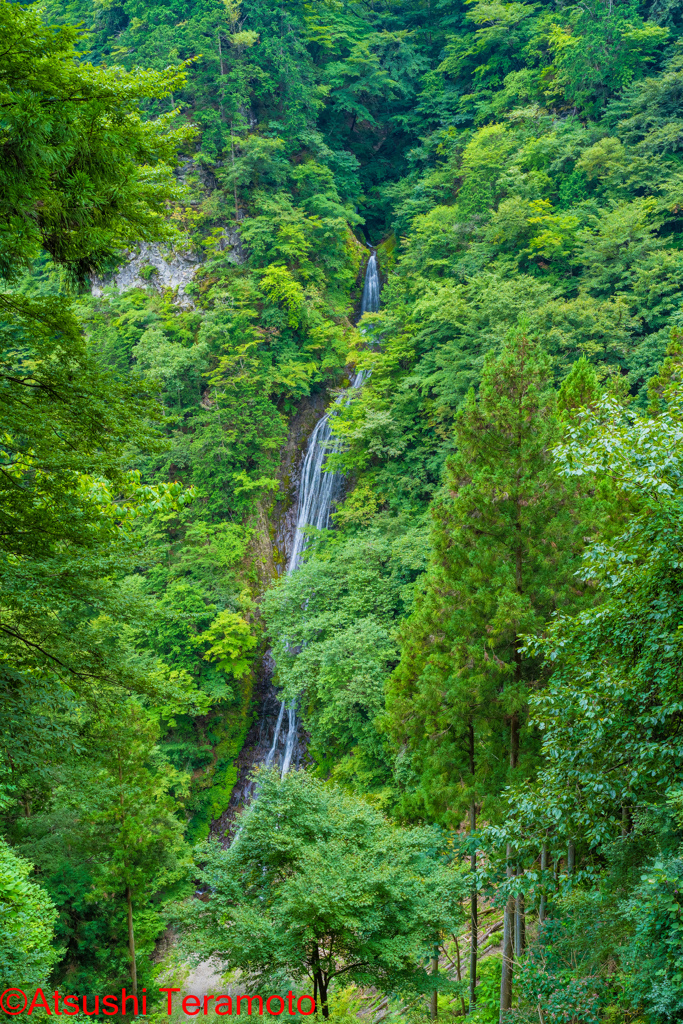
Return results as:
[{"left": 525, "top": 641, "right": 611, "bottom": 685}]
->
[{"left": 3, "top": 0, "right": 683, "bottom": 1019}]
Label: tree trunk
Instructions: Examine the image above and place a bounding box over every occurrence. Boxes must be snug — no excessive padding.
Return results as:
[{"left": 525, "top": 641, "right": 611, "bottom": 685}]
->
[
  {"left": 509, "top": 712, "right": 519, "bottom": 772},
  {"left": 120, "top": 753, "right": 136, "bottom": 1000},
  {"left": 567, "top": 840, "right": 575, "bottom": 877},
  {"left": 469, "top": 850, "right": 478, "bottom": 1009},
  {"left": 312, "top": 946, "right": 328, "bottom": 1019},
  {"left": 316, "top": 974, "right": 328, "bottom": 1020},
  {"left": 468, "top": 721, "right": 477, "bottom": 1010},
  {"left": 430, "top": 945, "right": 439, "bottom": 1020},
  {"left": 126, "top": 885, "right": 137, "bottom": 998},
  {"left": 539, "top": 843, "right": 547, "bottom": 924},
  {"left": 500, "top": 709, "right": 519, "bottom": 1020},
  {"left": 514, "top": 873, "right": 525, "bottom": 960},
  {"left": 499, "top": 845, "right": 514, "bottom": 1021},
  {"left": 452, "top": 934, "right": 467, "bottom": 1017}
]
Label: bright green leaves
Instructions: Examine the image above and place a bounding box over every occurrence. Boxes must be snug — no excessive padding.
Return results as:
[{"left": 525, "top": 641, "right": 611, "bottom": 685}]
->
[
  {"left": 261, "top": 265, "right": 307, "bottom": 327},
  {"left": 524, "top": 199, "right": 580, "bottom": 269},
  {"left": 133, "top": 327, "right": 210, "bottom": 412},
  {"left": 201, "top": 609, "right": 258, "bottom": 681},
  {"left": 458, "top": 124, "right": 519, "bottom": 220},
  {"left": 0, "top": 839, "right": 61, "bottom": 989},
  {"left": 187, "top": 769, "right": 466, "bottom": 1005},
  {"left": 499, "top": 381, "right": 683, "bottom": 851},
  {"left": 575, "top": 136, "right": 628, "bottom": 180},
  {"left": 262, "top": 517, "right": 427, "bottom": 788},
  {"left": 556, "top": 385, "right": 683, "bottom": 495},
  {"left": 546, "top": 1, "right": 669, "bottom": 116}
]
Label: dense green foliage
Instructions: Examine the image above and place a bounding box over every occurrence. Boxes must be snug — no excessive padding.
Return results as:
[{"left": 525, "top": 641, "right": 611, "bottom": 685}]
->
[
  {"left": 5, "top": 0, "right": 683, "bottom": 1016},
  {"left": 0, "top": 835, "right": 61, "bottom": 991},
  {"left": 188, "top": 769, "right": 465, "bottom": 1014},
  {"left": 262, "top": 515, "right": 427, "bottom": 792}
]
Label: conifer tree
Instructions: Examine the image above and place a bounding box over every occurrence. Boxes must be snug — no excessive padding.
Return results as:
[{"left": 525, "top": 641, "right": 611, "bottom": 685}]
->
[{"left": 387, "top": 331, "right": 594, "bottom": 1010}]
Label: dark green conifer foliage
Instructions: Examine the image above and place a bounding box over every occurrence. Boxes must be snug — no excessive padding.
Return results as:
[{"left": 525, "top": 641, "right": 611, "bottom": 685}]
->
[{"left": 388, "top": 331, "right": 590, "bottom": 826}]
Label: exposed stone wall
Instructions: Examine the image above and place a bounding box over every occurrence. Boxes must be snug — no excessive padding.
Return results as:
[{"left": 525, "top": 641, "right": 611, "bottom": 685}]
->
[
  {"left": 90, "top": 242, "right": 203, "bottom": 307},
  {"left": 90, "top": 155, "right": 247, "bottom": 306}
]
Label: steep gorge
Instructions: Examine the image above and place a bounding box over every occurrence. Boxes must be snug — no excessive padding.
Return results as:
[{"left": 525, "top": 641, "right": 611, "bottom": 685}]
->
[{"left": 211, "top": 250, "right": 382, "bottom": 839}]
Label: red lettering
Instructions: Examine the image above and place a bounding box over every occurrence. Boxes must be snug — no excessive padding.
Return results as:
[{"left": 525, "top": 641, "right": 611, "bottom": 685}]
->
[
  {"left": 61, "top": 996, "right": 79, "bottom": 1016},
  {"left": 53, "top": 992, "right": 63, "bottom": 1016},
  {"left": 122, "top": 989, "right": 138, "bottom": 1016},
  {"left": 142, "top": 990, "right": 147, "bottom": 1015},
  {"left": 81, "top": 997, "right": 99, "bottom": 1017},
  {"left": 297, "top": 997, "right": 315, "bottom": 1016},
  {"left": 101, "top": 996, "right": 118, "bottom": 1016},
  {"left": 286, "top": 993, "right": 294, "bottom": 1016},
  {"left": 28, "top": 990, "right": 52, "bottom": 1015},
  {"left": 1, "top": 990, "right": 28, "bottom": 1015},
  {"left": 204, "top": 996, "right": 215, "bottom": 1015},
  {"left": 238, "top": 996, "right": 263, "bottom": 1016},
  {"left": 266, "top": 997, "right": 284, "bottom": 1016},
  {"left": 215, "top": 996, "right": 233, "bottom": 1016},
  {"left": 159, "top": 988, "right": 181, "bottom": 1014},
  {"left": 183, "top": 996, "right": 201, "bottom": 1016}
]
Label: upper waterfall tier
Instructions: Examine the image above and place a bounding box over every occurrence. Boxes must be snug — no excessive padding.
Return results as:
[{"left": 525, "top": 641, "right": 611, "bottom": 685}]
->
[{"left": 361, "top": 250, "right": 380, "bottom": 315}]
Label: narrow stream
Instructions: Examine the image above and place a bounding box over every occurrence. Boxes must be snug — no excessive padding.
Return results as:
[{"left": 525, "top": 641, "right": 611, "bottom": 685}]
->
[{"left": 265, "top": 249, "right": 381, "bottom": 776}]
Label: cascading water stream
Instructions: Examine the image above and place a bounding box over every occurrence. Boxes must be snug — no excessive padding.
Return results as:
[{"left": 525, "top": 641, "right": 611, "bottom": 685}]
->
[{"left": 266, "top": 249, "right": 381, "bottom": 777}]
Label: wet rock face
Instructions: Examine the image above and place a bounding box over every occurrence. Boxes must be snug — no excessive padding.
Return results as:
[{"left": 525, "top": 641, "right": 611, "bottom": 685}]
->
[
  {"left": 210, "top": 655, "right": 312, "bottom": 847},
  {"left": 210, "top": 397, "right": 334, "bottom": 845},
  {"left": 90, "top": 242, "right": 203, "bottom": 307},
  {"left": 213, "top": 226, "right": 247, "bottom": 265},
  {"left": 251, "top": 391, "right": 328, "bottom": 585}
]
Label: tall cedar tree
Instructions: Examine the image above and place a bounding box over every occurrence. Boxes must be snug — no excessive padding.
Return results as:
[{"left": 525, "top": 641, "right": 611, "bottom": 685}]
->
[{"left": 387, "top": 333, "right": 593, "bottom": 1005}]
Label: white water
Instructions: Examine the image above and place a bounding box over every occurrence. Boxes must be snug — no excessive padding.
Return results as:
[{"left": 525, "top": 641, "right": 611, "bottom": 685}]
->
[{"left": 267, "top": 249, "right": 381, "bottom": 776}]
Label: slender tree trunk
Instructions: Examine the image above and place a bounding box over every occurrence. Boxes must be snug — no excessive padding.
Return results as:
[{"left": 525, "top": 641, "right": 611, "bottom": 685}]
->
[
  {"left": 499, "top": 845, "right": 514, "bottom": 1021},
  {"left": 539, "top": 843, "right": 547, "bottom": 924},
  {"left": 317, "top": 975, "right": 328, "bottom": 1020},
  {"left": 567, "top": 840, "right": 575, "bottom": 877},
  {"left": 469, "top": 857, "right": 478, "bottom": 1008},
  {"left": 119, "top": 753, "right": 136, "bottom": 998},
  {"left": 514, "top": 865, "right": 525, "bottom": 960},
  {"left": 312, "top": 946, "right": 328, "bottom": 1019},
  {"left": 468, "top": 720, "right": 477, "bottom": 1010},
  {"left": 500, "top": 707, "right": 519, "bottom": 1021},
  {"left": 509, "top": 712, "right": 519, "bottom": 772},
  {"left": 126, "top": 885, "right": 137, "bottom": 998},
  {"left": 453, "top": 934, "right": 467, "bottom": 1017},
  {"left": 217, "top": 33, "right": 226, "bottom": 123},
  {"left": 430, "top": 945, "right": 439, "bottom": 1020}
]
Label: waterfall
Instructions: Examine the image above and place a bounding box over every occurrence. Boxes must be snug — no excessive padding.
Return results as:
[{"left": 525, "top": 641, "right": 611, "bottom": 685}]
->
[
  {"left": 267, "top": 248, "right": 381, "bottom": 776},
  {"left": 361, "top": 250, "right": 380, "bottom": 317}
]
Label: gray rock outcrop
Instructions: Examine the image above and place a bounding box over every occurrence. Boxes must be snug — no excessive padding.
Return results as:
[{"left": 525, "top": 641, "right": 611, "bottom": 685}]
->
[{"left": 90, "top": 242, "right": 202, "bottom": 308}]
